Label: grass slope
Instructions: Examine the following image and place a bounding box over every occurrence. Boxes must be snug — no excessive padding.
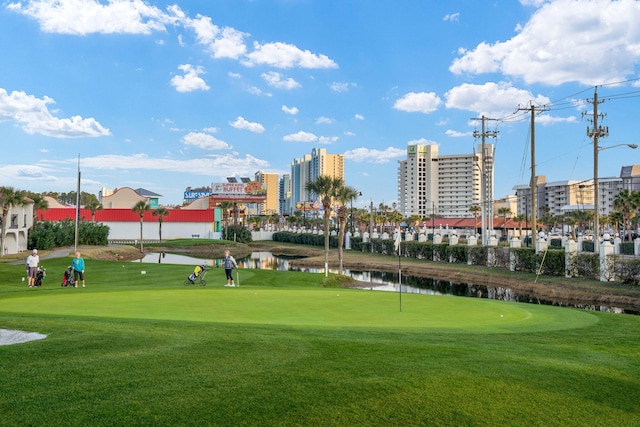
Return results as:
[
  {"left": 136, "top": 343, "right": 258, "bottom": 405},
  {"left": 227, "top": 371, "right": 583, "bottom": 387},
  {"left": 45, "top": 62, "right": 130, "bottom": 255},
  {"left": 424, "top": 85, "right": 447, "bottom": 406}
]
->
[{"left": 0, "top": 258, "right": 639, "bottom": 426}]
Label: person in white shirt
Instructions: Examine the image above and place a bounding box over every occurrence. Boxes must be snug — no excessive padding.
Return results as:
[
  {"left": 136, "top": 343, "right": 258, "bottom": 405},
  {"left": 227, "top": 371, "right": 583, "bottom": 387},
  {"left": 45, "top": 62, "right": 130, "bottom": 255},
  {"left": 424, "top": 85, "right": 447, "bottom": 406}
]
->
[{"left": 25, "top": 249, "right": 40, "bottom": 288}]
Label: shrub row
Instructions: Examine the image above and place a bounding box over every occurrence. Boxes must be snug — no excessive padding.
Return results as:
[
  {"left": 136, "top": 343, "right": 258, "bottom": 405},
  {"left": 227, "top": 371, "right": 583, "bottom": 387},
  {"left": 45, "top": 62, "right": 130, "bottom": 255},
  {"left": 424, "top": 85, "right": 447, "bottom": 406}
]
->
[
  {"left": 273, "top": 231, "right": 640, "bottom": 283},
  {"left": 28, "top": 219, "right": 109, "bottom": 250}
]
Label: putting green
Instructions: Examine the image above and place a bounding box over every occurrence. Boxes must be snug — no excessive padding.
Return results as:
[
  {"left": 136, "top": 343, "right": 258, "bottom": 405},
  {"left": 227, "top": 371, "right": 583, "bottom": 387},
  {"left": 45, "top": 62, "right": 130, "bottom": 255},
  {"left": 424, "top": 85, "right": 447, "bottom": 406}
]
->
[{"left": 0, "top": 287, "right": 598, "bottom": 332}]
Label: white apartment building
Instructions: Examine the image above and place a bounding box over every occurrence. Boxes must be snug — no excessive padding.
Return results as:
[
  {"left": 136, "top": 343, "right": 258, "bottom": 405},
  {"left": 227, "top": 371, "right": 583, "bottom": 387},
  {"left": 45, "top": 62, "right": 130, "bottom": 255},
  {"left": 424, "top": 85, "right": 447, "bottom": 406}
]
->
[
  {"left": 514, "top": 164, "right": 640, "bottom": 219},
  {"left": 397, "top": 143, "right": 493, "bottom": 218}
]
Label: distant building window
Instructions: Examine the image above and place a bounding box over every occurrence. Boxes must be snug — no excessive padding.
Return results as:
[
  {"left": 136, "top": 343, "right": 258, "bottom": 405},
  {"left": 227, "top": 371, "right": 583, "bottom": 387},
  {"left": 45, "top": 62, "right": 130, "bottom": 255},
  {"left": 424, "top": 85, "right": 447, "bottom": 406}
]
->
[{"left": 10, "top": 214, "right": 18, "bottom": 228}]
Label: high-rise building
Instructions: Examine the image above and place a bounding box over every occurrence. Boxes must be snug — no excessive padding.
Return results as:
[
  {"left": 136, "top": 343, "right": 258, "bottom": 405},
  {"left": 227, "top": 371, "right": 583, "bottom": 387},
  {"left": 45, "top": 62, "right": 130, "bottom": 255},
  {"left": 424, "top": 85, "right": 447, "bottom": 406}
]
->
[
  {"left": 254, "top": 170, "right": 279, "bottom": 215},
  {"left": 290, "top": 148, "right": 345, "bottom": 208},
  {"left": 397, "top": 143, "right": 492, "bottom": 218},
  {"left": 279, "top": 174, "right": 291, "bottom": 215}
]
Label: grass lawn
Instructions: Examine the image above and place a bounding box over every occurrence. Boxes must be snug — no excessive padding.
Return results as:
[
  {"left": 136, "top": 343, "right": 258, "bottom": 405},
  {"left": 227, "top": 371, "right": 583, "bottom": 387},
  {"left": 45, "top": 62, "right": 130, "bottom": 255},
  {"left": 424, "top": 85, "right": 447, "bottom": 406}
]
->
[{"left": 1, "top": 256, "right": 639, "bottom": 426}]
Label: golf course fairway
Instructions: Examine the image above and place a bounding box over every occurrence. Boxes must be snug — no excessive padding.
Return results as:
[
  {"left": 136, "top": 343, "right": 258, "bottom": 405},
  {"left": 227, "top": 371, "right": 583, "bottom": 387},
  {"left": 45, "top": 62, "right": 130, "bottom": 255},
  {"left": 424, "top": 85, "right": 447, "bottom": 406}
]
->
[
  {"left": 1, "top": 259, "right": 638, "bottom": 426},
  {"left": 1, "top": 286, "right": 598, "bottom": 332}
]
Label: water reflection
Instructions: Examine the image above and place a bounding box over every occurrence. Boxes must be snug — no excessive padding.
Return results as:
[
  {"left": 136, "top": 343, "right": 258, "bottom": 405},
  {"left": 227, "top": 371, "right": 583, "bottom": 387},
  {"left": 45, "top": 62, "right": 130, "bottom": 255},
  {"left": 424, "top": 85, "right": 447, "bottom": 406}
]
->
[{"left": 137, "top": 252, "right": 639, "bottom": 315}]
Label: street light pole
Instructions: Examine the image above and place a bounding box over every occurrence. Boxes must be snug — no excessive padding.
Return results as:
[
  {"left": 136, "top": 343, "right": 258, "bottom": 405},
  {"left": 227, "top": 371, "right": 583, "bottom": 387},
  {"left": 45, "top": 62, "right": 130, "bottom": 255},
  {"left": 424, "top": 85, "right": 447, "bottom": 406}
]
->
[{"left": 432, "top": 201, "right": 435, "bottom": 243}]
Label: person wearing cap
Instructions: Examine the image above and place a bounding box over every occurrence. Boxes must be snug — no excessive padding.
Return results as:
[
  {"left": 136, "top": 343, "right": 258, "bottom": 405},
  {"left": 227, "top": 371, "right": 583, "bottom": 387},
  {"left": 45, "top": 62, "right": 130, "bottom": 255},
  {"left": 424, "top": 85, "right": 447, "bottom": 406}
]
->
[{"left": 25, "top": 249, "right": 40, "bottom": 288}]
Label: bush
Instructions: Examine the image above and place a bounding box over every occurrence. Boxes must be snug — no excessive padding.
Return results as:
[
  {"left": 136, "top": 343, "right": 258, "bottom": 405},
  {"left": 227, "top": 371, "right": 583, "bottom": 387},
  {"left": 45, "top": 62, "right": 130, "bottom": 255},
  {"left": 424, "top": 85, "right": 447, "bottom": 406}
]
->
[
  {"left": 613, "top": 257, "right": 640, "bottom": 284},
  {"left": 28, "top": 220, "right": 109, "bottom": 249},
  {"left": 511, "top": 248, "right": 536, "bottom": 273},
  {"left": 568, "top": 253, "right": 599, "bottom": 280},
  {"left": 538, "top": 249, "right": 565, "bottom": 276},
  {"left": 223, "top": 225, "right": 252, "bottom": 243},
  {"left": 448, "top": 245, "right": 468, "bottom": 263},
  {"left": 467, "top": 246, "right": 487, "bottom": 266}
]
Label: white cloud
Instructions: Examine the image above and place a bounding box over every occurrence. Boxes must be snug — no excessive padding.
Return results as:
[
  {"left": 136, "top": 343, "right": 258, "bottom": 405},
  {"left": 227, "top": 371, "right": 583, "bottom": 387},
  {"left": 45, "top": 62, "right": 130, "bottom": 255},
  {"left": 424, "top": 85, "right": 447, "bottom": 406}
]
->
[
  {"left": 445, "top": 130, "right": 473, "bottom": 138},
  {"left": 282, "top": 105, "right": 299, "bottom": 115},
  {"left": 393, "top": 92, "right": 442, "bottom": 114},
  {"left": 330, "top": 82, "right": 355, "bottom": 93},
  {"left": 443, "top": 12, "right": 460, "bottom": 22},
  {"left": 171, "top": 64, "right": 209, "bottom": 93},
  {"left": 535, "top": 114, "right": 578, "bottom": 126},
  {"left": 0, "top": 88, "right": 110, "bottom": 138},
  {"left": 261, "top": 71, "right": 301, "bottom": 89},
  {"left": 318, "top": 136, "right": 338, "bottom": 144},
  {"left": 229, "top": 116, "right": 265, "bottom": 133},
  {"left": 408, "top": 138, "right": 438, "bottom": 145},
  {"left": 61, "top": 152, "right": 269, "bottom": 176},
  {"left": 283, "top": 131, "right": 317, "bottom": 142},
  {"left": 243, "top": 41, "right": 338, "bottom": 69},
  {"left": 246, "top": 86, "right": 271, "bottom": 96},
  {"left": 7, "top": 0, "right": 180, "bottom": 35},
  {"left": 519, "top": 0, "right": 549, "bottom": 6},
  {"left": 315, "top": 116, "right": 333, "bottom": 125},
  {"left": 187, "top": 15, "right": 248, "bottom": 59},
  {"left": 181, "top": 131, "right": 230, "bottom": 150},
  {"left": 445, "top": 82, "right": 550, "bottom": 118},
  {"left": 354, "top": 114, "right": 365, "bottom": 120},
  {"left": 344, "top": 147, "right": 406, "bottom": 164},
  {"left": 450, "top": 0, "right": 640, "bottom": 85}
]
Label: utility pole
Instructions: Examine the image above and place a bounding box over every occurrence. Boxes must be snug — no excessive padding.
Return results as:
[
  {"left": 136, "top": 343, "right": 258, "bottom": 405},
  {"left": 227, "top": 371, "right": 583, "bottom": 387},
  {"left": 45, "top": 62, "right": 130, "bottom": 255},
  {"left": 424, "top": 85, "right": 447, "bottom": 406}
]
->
[
  {"left": 517, "top": 102, "right": 548, "bottom": 248},
  {"left": 472, "top": 116, "right": 498, "bottom": 246},
  {"left": 584, "top": 88, "right": 608, "bottom": 252}
]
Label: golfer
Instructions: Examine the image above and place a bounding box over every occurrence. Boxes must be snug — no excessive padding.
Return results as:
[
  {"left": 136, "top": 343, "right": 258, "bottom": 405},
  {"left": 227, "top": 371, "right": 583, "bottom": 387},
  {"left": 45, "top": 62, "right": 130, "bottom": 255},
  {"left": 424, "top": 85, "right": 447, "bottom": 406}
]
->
[
  {"left": 25, "top": 249, "right": 39, "bottom": 288},
  {"left": 222, "top": 250, "right": 238, "bottom": 287},
  {"left": 71, "top": 251, "right": 86, "bottom": 288}
]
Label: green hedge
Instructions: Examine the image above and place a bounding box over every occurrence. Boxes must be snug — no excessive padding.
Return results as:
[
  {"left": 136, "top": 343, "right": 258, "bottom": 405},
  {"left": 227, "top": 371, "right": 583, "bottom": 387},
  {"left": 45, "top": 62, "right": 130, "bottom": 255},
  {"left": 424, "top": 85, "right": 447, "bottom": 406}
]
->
[
  {"left": 28, "top": 219, "right": 109, "bottom": 249},
  {"left": 223, "top": 225, "right": 253, "bottom": 243}
]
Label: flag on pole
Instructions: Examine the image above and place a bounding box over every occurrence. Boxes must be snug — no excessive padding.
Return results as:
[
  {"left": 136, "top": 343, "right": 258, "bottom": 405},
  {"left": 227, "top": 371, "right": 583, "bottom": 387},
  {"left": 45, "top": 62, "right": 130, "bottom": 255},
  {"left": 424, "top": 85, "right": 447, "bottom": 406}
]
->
[{"left": 394, "top": 227, "right": 402, "bottom": 254}]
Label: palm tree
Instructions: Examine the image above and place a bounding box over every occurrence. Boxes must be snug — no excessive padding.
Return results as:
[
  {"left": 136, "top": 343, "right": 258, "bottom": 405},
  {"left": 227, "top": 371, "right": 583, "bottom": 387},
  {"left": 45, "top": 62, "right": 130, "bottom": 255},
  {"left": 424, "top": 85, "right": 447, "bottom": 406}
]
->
[
  {"left": 609, "top": 211, "right": 624, "bottom": 236},
  {"left": 247, "top": 215, "right": 262, "bottom": 230},
  {"left": 335, "top": 185, "right": 360, "bottom": 275},
  {"left": 497, "top": 207, "right": 511, "bottom": 239},
  {"left": 469, "top": 205, "right": 481, "bottom": 235},
  {"left": 218, "top": 201, "right": 234, "bottom": 238},
  {"left": 132, "top": 200, "right": 150, "bottom": 251},
  {"left": 85, "top": 199, "right": 103, "bottom": 222},
  {"left": 613, "top": 190, "right": 638, "bottom": 241},
  {"left": 306, "top": 176, "right": 343, "bottom": 277},
  {"left": 513, "top": 213, "right": 526, "bottom": 239},
  {"left": 152, "top": 206, "right": 169, "bottom": 241},
  {"left": 0, "top": 187, "right": 27, "bottom": 257}
]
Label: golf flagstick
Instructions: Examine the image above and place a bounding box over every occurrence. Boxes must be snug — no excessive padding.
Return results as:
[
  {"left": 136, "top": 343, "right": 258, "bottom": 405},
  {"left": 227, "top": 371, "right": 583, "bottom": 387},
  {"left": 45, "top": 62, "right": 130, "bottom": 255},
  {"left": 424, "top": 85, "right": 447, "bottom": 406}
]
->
[{"left": 236, "top": 269, "right": 239, "bottom": 287}]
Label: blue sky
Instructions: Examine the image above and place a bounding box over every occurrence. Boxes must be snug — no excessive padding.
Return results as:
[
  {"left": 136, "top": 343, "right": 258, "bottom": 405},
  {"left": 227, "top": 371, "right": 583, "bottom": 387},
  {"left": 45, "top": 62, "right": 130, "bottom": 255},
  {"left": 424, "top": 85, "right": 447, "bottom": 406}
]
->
[{"left": 1, "top": 0, "right": 639, "bottom": 208}]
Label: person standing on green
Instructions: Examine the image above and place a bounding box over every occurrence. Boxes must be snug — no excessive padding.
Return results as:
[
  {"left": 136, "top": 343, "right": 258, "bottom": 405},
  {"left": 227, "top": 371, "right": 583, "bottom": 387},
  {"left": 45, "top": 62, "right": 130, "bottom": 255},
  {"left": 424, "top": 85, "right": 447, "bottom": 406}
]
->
[
  {"left": 25, "top": 249, "right": 39, "bottom": 288},
  {"left": 71, "top": 251, "right": 86, "bottom": 288},
  {"left": 222, "top": 250, "right": 238, "bottom": 287}
]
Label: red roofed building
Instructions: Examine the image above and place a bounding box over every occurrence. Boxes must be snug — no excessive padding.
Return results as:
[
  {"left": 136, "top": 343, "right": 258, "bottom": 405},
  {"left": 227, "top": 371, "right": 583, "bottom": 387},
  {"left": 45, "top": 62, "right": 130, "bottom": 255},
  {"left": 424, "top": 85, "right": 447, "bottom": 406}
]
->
[{"left": 38, "top": 207, "right": 222, "bottom": 241}]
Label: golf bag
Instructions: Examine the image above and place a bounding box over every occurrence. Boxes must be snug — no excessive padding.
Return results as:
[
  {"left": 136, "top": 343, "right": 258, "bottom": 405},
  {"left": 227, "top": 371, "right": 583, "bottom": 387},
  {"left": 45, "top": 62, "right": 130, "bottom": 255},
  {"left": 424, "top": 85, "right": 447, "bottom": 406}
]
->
[
  {"left": 184, "top": 264, "right": 208, "bottom": 286},
  {"left": 33, "top": 267, "right": 46, "bottom": 287},
  {"left": 61, "top": 267, "right": 76, "bottom": 287}
]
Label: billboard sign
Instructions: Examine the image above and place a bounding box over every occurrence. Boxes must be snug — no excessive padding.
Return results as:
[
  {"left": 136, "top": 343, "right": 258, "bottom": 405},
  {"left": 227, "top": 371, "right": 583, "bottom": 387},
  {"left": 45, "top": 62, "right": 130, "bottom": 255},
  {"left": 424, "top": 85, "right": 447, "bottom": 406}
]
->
[
  {"left": 295, "top": 201, "right": 320, "bottom": 211},
  {"left": 184, "top": 191, "right": 212, "bottom": 201},
  {"left": 211, "top": 182, "right": 265, "bottom": 195}
]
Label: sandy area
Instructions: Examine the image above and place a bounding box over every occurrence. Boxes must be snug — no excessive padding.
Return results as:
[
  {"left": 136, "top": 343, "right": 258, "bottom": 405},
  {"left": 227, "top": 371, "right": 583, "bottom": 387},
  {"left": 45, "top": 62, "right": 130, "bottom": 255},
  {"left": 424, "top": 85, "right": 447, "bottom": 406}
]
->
[{"left": 0, "top": 329, "right": 47, "bottom": 346}]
